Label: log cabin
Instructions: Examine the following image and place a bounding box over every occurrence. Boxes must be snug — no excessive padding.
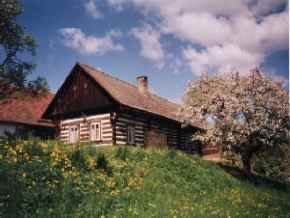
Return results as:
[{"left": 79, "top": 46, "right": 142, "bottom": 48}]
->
[{"left": 42, "top": 63, "right": 200, "bottom": 151}]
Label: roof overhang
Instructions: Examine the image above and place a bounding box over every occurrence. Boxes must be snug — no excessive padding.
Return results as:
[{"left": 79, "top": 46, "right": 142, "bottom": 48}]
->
[{"left": 0, "top": 119, "right": 55, "bottom": 128}]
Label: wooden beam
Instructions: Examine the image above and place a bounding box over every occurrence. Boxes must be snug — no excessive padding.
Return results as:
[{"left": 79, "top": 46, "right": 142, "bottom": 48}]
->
[{"left": 111, "top": 111, "right": 117, "bottom": 146}]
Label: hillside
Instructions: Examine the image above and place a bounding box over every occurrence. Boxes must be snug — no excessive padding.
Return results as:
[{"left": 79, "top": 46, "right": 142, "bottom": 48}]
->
[{"left": 0, "top": 140, "right": 289, "bottom": 217}]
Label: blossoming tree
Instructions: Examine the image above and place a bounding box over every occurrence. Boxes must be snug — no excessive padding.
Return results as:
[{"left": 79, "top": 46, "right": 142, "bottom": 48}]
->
[{"left": 181, "top": 69, "right": 289, "bottom": 176}]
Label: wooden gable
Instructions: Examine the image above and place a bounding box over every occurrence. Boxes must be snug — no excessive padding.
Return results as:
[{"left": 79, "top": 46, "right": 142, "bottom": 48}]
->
[{"left": 43, "top": 65, "right": 116, "bottom": 119}]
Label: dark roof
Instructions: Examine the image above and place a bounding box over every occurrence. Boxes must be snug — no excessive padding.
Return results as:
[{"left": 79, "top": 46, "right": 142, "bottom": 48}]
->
[
  {"left": 79, "top": 63, "right": 181, "bottom": 122},
  {"left": 0, "top": 92, "right": 55, "bottom": 127}
]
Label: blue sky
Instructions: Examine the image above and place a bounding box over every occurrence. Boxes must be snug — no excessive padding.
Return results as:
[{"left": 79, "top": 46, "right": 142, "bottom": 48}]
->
[{"left": 20, "top": 0, "right": 289, "bottom": 102}]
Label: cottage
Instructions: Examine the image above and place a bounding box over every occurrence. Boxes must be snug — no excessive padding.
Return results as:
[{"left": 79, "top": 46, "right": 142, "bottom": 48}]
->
[
  {"left": 42, "top": 63, "right": 199, "bottom": 151},
  {"left": 0, "top": 91, "right": 55, "bottom": 138}
]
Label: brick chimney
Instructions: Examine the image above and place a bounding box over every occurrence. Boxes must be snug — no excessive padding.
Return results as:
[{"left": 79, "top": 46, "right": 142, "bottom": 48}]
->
[{"left": 137, "top": 76, "right": 148, "bottom": 94}]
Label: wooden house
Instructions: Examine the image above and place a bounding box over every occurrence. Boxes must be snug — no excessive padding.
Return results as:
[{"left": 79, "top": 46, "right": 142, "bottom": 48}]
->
[{"left": 42, "top": 63, "right": 200, "bottom": 151}]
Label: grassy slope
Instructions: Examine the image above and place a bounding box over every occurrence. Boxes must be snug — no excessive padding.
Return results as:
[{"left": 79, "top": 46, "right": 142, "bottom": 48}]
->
[
  {"left": 1, "top": 142, "right": 289, "bottom": 217},
  {"left": 56, "top": 146, "right": 289, "bottom": 218}
]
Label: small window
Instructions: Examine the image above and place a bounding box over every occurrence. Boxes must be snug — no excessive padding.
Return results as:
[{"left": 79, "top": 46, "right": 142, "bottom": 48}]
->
[
  {"left": 69, "top": 125, "right": 79, "bottom": 144},
  {"left": 90, "top": 122, "right": 101, "bottom": 141},
  {"left": 127, "top": 126, "right": 135, "bottom": 145}
]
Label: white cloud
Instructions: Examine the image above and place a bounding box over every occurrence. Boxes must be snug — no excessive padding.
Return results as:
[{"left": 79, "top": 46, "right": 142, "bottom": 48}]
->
[
  {"left": 162, "top": 12, "right": 232, "bottom": 47},
  {"left": 107, "top": 0, "right": 127, "bottom": 11},
  {"left": 255, "top": 11, "right": 289, "bottom": 52},
  {"left": 251, "top": 0, "right": 287, "bottom": 16},
  {"left": 115, "top": 0, "right": 250, "bottom": 17},
  {"left": 59, "top": 28, "right": 124, "bottom": 55},
  {"left": 131, "top": 25, "right": 165, "bottom": 68},
  {"left": 183, "top": 44, "right": 264, "bottom": 76},
  {"left": 107, "top": 0, "right": 288, "bottom": 76},
  {"left": 84, "top": 0, "right": 102, "bottom": 19}
]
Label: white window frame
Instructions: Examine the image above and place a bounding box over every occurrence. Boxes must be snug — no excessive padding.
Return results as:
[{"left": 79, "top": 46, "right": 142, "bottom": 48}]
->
[
  {"left": 127, "top": 126, "right": 135, "bottom": 145},
  {"left": 90, "top": 122, "right": 101, "bottom": 142},
  {"left": 69, "top": 125, "right": 79, "bottom": 144}
]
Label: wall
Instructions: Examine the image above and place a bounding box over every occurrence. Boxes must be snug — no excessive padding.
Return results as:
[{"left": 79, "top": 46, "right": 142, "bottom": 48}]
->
[
  {"left": 180, "top": 131, "right": 200, "bottom": 154},
  {"left": 115, "top": 113, "right": 145, "bottom": 145},
  {"left": 115, "top": 112, "right": 180, "bottom": 147},
  {"left": 44, "top": 66, "right": 114, "bottom": 119},
  {"left": 145, "top": 129, "right": 167, "bottom": 148},
  {"left": 0, "top": 123, "right": 16, "bottom": 136},
  {"left": 59, "top": 113, "right": 113, "bottom": 144},
  {"left": 58, "top": 111, "right": 201, "bottom": 153},
  {"left": 0, "top": 123, "right": 55, "bottom": 139},
  {"left": 202, "top": 144, "right": 220, "bottom": 155}
]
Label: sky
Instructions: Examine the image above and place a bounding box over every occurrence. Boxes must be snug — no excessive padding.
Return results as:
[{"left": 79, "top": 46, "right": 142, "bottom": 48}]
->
[{"left": 20, "top": 0, "right": 289, "bottom": 102}]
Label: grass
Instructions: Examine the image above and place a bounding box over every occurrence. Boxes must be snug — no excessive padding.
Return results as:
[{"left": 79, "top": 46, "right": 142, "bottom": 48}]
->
[{"left": 0, "top": 140, "right": 289, "bottom": 217}]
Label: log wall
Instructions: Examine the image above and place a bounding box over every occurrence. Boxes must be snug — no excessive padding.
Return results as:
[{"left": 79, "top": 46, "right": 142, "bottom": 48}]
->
[
  {"left": 115, "top": 112, "right": 180, "bottom": 147},
  {"left": 115, "top": 113, "right": 145, "bottom": 145},
  {"left": 58, "top": 111, "right": 201, "bottom": 154},
  {"left": 59, "top": 113, "right": 113, "bottom": 144},
  {"left": 180, "top": 131, "right": 198, "bottom": 153}
]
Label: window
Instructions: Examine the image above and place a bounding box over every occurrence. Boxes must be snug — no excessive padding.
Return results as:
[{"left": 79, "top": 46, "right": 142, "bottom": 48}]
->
[
  {"left": 69, "top": 125, "right": 79, "bottom": 144},
  {"left": 90, "top": 122, "right": 101, "bottom": 141},
  {"left": 127, "top": 126, "right": 135, "bottom": 145}
]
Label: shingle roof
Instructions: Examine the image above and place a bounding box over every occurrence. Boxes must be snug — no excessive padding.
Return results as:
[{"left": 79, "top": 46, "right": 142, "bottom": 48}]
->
[
  {"left": 79, "top": 63, "right": 181, "bottom": 122},
  {"left": 0, "top": 92, "right": 54, "bottom": 127}
]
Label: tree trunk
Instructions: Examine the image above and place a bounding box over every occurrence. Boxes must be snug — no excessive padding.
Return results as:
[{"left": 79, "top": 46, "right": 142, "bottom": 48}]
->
[{"left": 242, "top": 155, "right": 252, "bottom": 177}]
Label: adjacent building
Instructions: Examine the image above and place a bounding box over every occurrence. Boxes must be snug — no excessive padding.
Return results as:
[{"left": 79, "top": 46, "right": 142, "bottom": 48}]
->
[{"left": 0, "top": 91, "right": 55, "bottom": 138}]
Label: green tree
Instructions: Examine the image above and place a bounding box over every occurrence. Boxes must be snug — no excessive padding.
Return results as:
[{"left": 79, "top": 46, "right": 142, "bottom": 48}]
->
[
  {"left": 181, "top": 70, "right": 289, "bottom": 176},
  {"left": 0, "top": 0, "right": 48, "bottom": 95}
]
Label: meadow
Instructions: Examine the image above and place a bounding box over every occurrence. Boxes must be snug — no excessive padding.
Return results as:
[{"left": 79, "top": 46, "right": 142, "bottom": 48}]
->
[{"left": 0, "top": 140, "right": 289, "bottom": 218}]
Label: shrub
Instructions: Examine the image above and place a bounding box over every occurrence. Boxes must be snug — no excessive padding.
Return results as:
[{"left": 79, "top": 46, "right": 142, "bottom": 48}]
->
[
  {"left": 70, "top": 148, "right": 87, "bottom": 169},
  {"left": 167, "top": 149, "right": 177, "bottom": 159},
  {"left": 115, "top": 147, "right": 129, "bottom": 161},
  {"left": 222, "top": 150, "right": 242, "bottom": 168},
  {"left": 96, "top": 153, "right": 112, "bottom": 175},
  {"left": 0, "top": 140, "right": 65, "bottom": 217},
  {"left": 132, "top": 149, "right": 146, "bottom": 161},
  {"left": 0, "top": 161, "right": 24, "bottom": 217},
  {"left": 253, "top": 143, "right": 290, "bottom": 183},
  {"left": 86, "top": 144, "right": 98, "bottom": 157}
]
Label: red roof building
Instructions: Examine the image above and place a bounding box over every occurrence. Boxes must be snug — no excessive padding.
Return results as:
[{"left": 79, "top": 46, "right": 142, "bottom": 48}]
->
[{"left": 0, "top": 91, "right": 55, "bottom": 137}]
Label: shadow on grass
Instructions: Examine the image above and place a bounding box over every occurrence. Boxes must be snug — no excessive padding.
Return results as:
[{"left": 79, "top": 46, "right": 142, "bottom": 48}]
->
[{"left": 218, "top": 163, "right": 290, "bottom": 192}]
